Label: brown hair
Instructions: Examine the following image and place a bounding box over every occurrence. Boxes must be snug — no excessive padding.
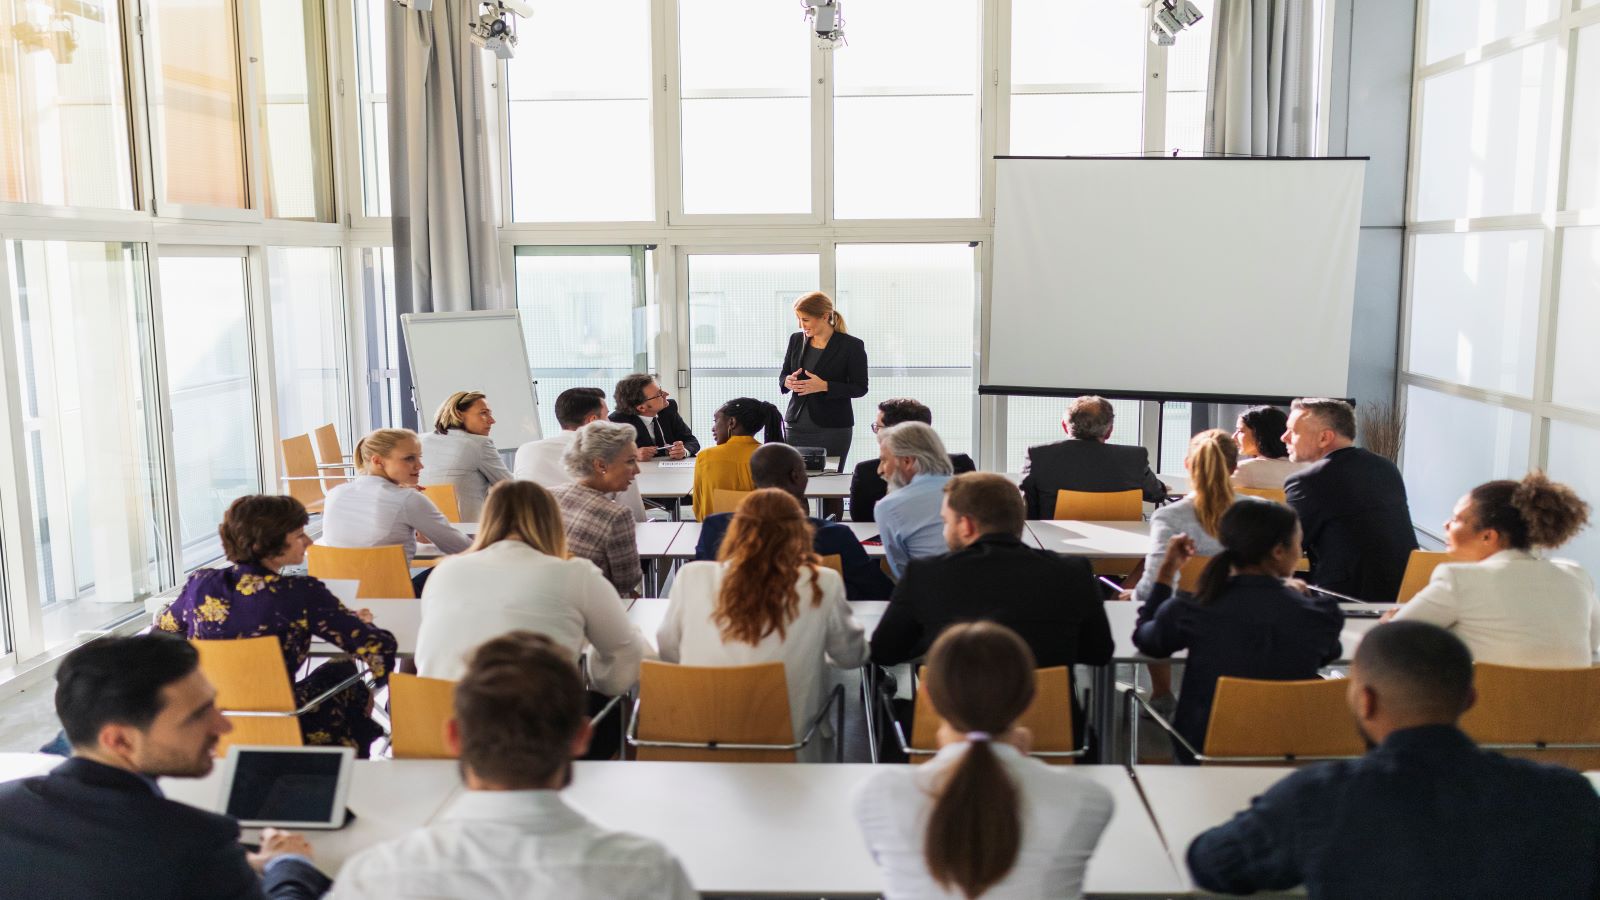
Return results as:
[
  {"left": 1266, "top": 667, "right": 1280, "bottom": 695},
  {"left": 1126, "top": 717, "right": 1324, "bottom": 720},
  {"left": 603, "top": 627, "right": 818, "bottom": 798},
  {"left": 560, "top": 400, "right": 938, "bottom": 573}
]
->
[
  {"left": 878, "top": 397, "right": 934, "bottom": 427},
  {"left": 453, "top": 631, "right": 585, "bottom": 788},
  {"left": 219, "top": 495, "right": 309, "bottom": 565},
  {"left": 354, "top": 427, "right": 419, "bottom": 475},
  {"left": 1467, "top": 471, "right": 1591, "bottom": 550},
  {"left": 943, "top": 473, "right": 1025, "bottom": 539},
  {"left": 470, "top": 481, "right": 568, "bottom": 557},
  {"left": 613, "top": 373, "right": 658, "bottom": 412},
  {"left": 922, "top": 622, "right": 1037, "bottom": 899},
  {"left": 714, "top": 489, "right": 822, "bottom": 644},
  {"left": 432, "top": 390, "right": 487, "bottom": 434},
  {"left": 1065, "top": 396, "right": 1114, "bottom": 440},
  {"left": 1290, "top": 398, "right": 1357, "bottom": 441},
  {"left": 1187, "top": 429, "right": 1239, "bottom": 537},
  {"left": 794, "top": 291, "right": 847, "bottom": 334}
]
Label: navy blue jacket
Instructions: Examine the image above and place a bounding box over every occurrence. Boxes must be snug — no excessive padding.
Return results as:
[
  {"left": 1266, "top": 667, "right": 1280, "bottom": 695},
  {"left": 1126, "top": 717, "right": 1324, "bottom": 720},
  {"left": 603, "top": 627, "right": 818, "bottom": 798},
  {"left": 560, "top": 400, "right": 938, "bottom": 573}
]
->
[
  {"left": 695, "top": 512, "right": 895, "bottom": 600},
  {"left": 1133, "top": 575, "right": 1343, "bottom": 761},
  {"left": 1285, "top": 446, "right": 1418, "bottom": 602},
  {"left": 1187, "top": 725, "right": 1600, "bottom": 898}
]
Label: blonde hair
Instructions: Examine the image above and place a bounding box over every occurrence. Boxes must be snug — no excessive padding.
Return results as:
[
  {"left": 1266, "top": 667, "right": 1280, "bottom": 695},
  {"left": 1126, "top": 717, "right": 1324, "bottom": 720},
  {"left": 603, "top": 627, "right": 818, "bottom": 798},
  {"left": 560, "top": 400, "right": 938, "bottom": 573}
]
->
[
  {"left": 433, "top": 390, "right": 487, "bottom": 434},
  {"left": 793, "top": 291, "right": 847, "bottom": 334},
  {"left": 470, "top": 481, "right": 568, "bottom": 558},
  {"left": 354, "top": 428, "right": 419, "bottom": 475},
  {"left": 1187, "top": 429, "right": 1239, "bottom": 537}
]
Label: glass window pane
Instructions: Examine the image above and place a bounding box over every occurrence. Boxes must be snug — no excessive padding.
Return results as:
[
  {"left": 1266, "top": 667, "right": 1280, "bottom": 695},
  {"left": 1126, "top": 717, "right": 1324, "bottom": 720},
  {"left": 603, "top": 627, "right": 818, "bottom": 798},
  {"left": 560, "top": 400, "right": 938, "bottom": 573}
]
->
[
  {"left": 0, "top": 0, "right": 135, "bottom": 208},
  {"left": 1567, "top": 24, "right": 1600, "bottom": 212},
  {"left": 269, "top": 247, "right": 348, "bottom": 444},
  {"left": 355, "top": 0, "right": 390, "bottom": 217},
  {"left": 1009, "top": 93, "right": 1143, "bottom": 156},
  {"left": 1553, "top": 226, "right": 1600, "bottom": 411},
  {"left": 147, "top": 0, "right": 248, "bottom": 209},
  {"left": 360, "top": 247, "right": 402, "bottom": 428},
  {"left": 506, "top": 0, "right": 653, "bottom": 222},
  {"left": 1401, "top": 385, "right": 1529, "bottom": 540},
  {"left": 1004, "top": 396, "right": 1142, "bottom": 473},
  {"left": 159, "top": 255, "right": 259, "bottom": 568},
  {"left": 254, "top": 0, "right": 334, "bottom": 220},
  {"left": 1010, "top": 0, "right": 1146, "bottom": 85},
  {"left": 1406, "top": 230, "right": 1542, "bottom": 395},
  {"left": 7, "top": 240, "right": 165, "bottom": 654},
  {"left": 1424, "top": 0, "right": 1557, "bottom": 64},
  {"left": 1545, "top": 421, "right": 1600, "bottom": 572},
  {"left": 1164, "top": 0, "right": 1214, "bottom": 154},
  {"left": 1416, "top": 41, "right": 1557, "bottom": 221}
]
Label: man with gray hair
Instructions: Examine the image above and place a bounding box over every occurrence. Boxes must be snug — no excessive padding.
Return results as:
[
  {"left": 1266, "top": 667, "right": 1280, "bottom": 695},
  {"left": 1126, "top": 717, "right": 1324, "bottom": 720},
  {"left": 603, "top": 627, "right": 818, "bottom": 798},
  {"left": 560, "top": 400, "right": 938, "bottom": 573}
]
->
[
  {"left": 1018, "top": 395, "right": 1167, "bottom": 519},
  {"left": 873, "top": 422, "right": 957, "bottom": 577}
]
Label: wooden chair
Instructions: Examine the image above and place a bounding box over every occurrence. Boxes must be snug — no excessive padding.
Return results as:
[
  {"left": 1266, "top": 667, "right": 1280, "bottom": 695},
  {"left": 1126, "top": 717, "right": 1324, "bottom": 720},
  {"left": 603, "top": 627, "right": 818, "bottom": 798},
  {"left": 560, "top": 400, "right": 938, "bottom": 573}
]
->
[
  {"left": 628, "top": 661, "right": 843, "bottom": 763},
  {"left": 1177, "top": 556, "right": 1212, "bottom": 592},
  {"left": 819, "top": 554, "right": 843, "bottom": 573},
  {"left": 420, "top": 484, "right": 462, "bottom": 523},
  {"left": 191, "top": 636, "right": 362, "bottom": 756},
  {"left": 899, "top": 666, "right": 1083, "bottom": 765},
  {"left": 280, "top": 434, "right": 326, "bottom": 513},
  {"left": 1134, "top": 676, "right": 1363, "bottom": 765},
  {"left": 388, "top": 673, "right": 457, "bottom": 759},
  {"left": 1460, "top": 663, "right": 1600, "bottom": 770},
  {"left": 307, "top": 544, "right": 415, "bottom": 599},
  {"left": 1237, "top": 486, "right": 1287, "bottom": 504},
  {"left": 312, "top": 423, "right": 353, "bottom": 489},
  {"left": 1053, "top": 489, "right": 1143, "bottom": 521},
  {"left": 709, "top": 489, "right": 751, "bottom": 515},
  {"left": 1396, "top": 550, "right": 1451, "bottom": 603}
]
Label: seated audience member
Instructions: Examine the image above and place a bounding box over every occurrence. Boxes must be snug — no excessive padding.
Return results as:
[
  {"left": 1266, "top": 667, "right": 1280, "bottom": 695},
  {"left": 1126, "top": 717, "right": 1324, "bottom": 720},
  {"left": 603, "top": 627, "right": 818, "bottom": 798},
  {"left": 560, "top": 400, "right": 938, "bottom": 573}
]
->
[
  {"left": 850, "top": 398, "right": 976, "bottom": 523},
  {"left": 417, "top": 481, "right": 647, "bottom": 693},
  {"left": 1019, "top": 395, "right": 1167, "bottom": 520},
  {"left": 659, "top": 489, "right": 868, "bottom": 762},
  {"left": 158, "top": 495, "right": 396, "bottom": 756},
  {"left": 1389, "top": 472, "right": 1599, "bottom": 667},
  {"left": 1230, "top": 405, "right": 1307, "bottom": 490},
  {"left": 0, "top": 635, "right": 330, "bottom": 899},
  {"left": 512, "top": 387, "right": 647, "bottom": 522},
  {"left": 1133, "top": 502, "right": 1343, "bottom": 762},
  {"left": 1187, "top": 621, "right": 1600, "bottom": 897},
  {"left": 550, "top": 422, "right": 644, "bottom": 596},
  {"left": 1133, "top": 430, "right": 1247, "bottom": 605},
  {"left": 609, "top": 373, "right": 700, "bottom": 460},
  {"left": 874, "top": 422, "right": 958, "bottom": 578},
  {"left": 871, "top": 473, "right": 1112, "bottom": 673},
  {"left": 329, "top": 632, "right": 696, "bottom": 899},
  {"left": 854, "top": 622, "right": 1114, "bottom": 899},
  {"left": 418, "top": 390, "right": 512, "bottom": 521},
  {"left": 697, "top": 443, "right": 894, "bottom": 599},
  {"left": 1282, "top": 397, "right": 1418, "bottom": 602},
  {"left": 690, "top": 396, "right": 783, "bottom": 519}
]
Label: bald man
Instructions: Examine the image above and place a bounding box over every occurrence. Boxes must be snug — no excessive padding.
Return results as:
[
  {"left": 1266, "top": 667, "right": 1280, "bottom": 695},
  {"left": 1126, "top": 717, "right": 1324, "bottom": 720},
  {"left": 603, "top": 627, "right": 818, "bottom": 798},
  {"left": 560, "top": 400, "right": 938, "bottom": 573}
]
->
[{"left": 1186, "top": 621, "right": 1600, "bottom": 897}]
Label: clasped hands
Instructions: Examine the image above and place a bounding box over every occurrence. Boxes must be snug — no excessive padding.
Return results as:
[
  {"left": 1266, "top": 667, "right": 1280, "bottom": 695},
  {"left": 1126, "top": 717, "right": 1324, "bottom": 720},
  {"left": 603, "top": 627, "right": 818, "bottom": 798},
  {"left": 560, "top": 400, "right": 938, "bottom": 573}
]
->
[{"left": 784, "top": 368, "right": 829, "bottom": 396}]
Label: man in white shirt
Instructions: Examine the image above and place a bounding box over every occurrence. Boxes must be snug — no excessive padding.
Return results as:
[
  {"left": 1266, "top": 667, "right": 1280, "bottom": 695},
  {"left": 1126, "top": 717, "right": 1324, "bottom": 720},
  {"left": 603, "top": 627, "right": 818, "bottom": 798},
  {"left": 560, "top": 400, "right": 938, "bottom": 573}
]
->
[
  {"left": 514, "top": 387, "right": 648, "bottom": 522},
  {"left": 331, "top": 631, "right": 697, "bottom": 900}
]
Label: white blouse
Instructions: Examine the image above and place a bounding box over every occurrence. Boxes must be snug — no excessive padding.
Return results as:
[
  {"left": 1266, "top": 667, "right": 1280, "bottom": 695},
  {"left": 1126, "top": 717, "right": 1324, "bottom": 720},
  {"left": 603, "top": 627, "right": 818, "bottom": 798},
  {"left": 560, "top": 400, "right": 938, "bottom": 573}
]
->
[
  {"left": 853, "top": 741, "right": 1115, "bottom": 899},
  {"left": 1231, "top": 456, "right": 1310, "bottom": 490},
  {"left": 419, "top": 429, "right": 513, "bottom": 521},
  {"left": 320, "top": 475, "right": 472, "bottom": 562}
]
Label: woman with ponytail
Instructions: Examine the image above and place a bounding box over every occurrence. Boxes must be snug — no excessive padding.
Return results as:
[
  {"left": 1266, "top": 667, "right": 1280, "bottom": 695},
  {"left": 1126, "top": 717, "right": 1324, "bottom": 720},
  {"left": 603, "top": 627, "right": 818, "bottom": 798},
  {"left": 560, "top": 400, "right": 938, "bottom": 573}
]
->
[
  {"left": 781, "top": 291, "right": 869, "bottom": 473},
  {"left": 853, "top": 622, "right": 1114, "bottom": 898},
  {"left": 689, "top": 397, "right": 784, "bottom": 519},
  {"left": 1389, "top": 471, "right": 1599, "bottom": 667},
  {"left": 1133, "top": 501, "right": 1343, "bottom": 763}
]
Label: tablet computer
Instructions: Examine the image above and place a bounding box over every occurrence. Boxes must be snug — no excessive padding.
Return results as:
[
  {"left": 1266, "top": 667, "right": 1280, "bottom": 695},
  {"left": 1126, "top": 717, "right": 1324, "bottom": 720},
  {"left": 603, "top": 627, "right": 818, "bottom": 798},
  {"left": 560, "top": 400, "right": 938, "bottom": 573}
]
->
[{"left": 218, "top": 745, "right": 355, "bottom": 830}]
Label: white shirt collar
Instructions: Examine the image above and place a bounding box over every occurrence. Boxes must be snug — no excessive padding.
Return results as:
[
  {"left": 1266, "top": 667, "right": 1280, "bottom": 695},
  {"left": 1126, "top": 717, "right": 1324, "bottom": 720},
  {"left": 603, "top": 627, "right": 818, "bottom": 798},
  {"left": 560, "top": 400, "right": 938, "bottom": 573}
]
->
[
  {"left": 1484, "top": 548, "right": 1536, "bottom": 564},
  {"left": 440, "top": 789, "right": 588, "bottom": 833}
]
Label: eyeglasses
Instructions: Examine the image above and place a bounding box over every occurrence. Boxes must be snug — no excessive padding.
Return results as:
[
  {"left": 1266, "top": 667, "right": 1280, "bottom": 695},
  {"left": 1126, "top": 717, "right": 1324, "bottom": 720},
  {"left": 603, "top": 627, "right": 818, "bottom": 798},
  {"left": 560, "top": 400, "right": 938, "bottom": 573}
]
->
[
  {"left": 870, "top": 422, "right": 883, "bottom": 433},
  {"left": 642, "top": 389, "right": 668, "bottom": 403}
]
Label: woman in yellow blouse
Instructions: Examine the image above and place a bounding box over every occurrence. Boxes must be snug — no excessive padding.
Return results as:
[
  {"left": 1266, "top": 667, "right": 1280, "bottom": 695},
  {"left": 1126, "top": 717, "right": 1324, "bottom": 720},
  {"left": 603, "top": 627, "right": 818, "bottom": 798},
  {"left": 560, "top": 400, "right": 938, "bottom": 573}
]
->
[{"left": 690, "top": 397, "right": 784, "bottom": 520}]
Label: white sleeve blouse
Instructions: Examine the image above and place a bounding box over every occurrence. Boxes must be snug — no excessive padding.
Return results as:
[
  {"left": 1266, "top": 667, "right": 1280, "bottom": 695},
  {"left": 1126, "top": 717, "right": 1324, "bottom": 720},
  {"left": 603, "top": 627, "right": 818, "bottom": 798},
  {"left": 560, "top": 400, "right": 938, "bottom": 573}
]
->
[{"left": 321, "top": 475, "right": 472, "bottom": 561}]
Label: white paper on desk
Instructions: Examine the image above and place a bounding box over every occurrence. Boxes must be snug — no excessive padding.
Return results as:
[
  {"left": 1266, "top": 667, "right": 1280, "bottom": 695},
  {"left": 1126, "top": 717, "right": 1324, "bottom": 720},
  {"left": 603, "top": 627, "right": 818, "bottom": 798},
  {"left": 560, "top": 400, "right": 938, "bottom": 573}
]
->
[
  {"left": 656, "top": 460, "right": 695, "bottom": 468},
  {"left": 321, "top": 579, "right": 361, "bottom": 607}
]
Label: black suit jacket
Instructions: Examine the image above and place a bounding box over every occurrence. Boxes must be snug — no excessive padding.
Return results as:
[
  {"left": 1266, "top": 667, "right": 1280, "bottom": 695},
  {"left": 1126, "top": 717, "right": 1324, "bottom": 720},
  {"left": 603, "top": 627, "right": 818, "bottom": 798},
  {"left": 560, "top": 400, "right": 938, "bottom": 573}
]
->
[
  {"left": 1019, "top": 438, "right": 1167, "bottom": 519},
  {"left": 850, "top": 453, "right": 976, "bottom": 523},
  {"left": 610, "top": 398, "right": 701, "bottom": 456},
  {"left": 779, "top": 331, "right": 869, "bottom": 428},
  {"left": 1284, "top": 446, "right": 1419, "bottom": 602},
  {"left": 0, "top": 758, "right": 330, "bottom": 899}
]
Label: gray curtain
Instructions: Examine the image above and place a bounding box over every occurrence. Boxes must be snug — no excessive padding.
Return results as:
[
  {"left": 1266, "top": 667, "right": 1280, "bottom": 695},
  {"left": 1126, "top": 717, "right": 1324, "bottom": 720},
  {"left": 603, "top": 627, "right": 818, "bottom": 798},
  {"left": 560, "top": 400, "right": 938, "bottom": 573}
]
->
[{"left": 1203, "top": 0, "right": 1318, "bottom": 156}]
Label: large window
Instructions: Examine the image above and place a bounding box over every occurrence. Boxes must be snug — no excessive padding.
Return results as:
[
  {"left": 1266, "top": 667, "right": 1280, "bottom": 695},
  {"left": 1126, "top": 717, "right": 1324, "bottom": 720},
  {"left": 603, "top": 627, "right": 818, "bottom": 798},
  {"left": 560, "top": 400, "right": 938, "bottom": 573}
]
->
[
  {"left": 254, "top": 0, "right": 335, "bottom": 221},
  {"left": 268, "top": 247, "right": 348, "bottom": 443},
  {"left": 1004, "top": 396, "right": 1142, "bottom": 474},
  {"left": 359, "top": 246, "right": 402, "bottom": 428},
  {"left": 353, "top": 0, "right": 390, "bottom": 217},
  {"left": 145, "top": 0, "right": 250, "bottom": 211}
]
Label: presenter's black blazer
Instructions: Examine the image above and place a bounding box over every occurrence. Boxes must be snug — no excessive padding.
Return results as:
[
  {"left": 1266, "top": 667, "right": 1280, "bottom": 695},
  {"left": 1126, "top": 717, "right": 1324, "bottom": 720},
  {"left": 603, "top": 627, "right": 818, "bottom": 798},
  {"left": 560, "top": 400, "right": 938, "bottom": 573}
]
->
[
  {"left": 779, "top": 330, "right": 869, "bottom": 428},
  {"left": 610, "top": 398, "right": 702, "bottom": 456},
  {"left": 1284, "top": 446, "right": 1419, "bottom": 603}
]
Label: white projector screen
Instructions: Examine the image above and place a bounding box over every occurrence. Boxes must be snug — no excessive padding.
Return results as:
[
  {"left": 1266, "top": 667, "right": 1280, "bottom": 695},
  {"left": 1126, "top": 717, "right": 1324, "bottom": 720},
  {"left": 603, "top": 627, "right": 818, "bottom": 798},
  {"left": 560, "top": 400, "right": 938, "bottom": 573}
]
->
[{"left": 986, "top": 157, "right": 1365, "bottom": 402}]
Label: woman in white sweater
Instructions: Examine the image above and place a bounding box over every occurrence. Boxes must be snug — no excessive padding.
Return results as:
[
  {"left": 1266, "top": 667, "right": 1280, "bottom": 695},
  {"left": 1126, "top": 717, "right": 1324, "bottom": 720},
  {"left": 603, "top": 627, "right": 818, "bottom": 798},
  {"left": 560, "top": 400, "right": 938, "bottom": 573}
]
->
[
  {"left": 1390, "top": 471, "right": 1599, "bottom": 667},
  {"left": 657, "top": 488, "right": 867, "bottom": 762},
  {"left": 853, "top": 622, "right": 1114, "bottom": 899},
  {"left": 418, "top": 390, "right": 513, "bottom": 521},
  {"left": 1230, "top": 405, "right": 1308, "bottom": 490}
]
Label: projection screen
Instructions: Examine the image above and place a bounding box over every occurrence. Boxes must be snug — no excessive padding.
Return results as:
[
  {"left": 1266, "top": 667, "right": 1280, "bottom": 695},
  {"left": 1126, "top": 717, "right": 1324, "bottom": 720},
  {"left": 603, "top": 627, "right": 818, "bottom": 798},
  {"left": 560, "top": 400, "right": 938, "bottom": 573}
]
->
[{"left": 984, "top": 157, "right": 1365, "bottom": 402}]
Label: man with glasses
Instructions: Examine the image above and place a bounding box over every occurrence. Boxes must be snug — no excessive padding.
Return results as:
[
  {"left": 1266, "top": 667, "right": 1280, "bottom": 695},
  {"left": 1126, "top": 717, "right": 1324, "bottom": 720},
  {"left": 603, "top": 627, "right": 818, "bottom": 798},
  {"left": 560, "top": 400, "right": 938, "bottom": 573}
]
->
[{"left": 609, "top": 374, "right": 700, "bottom": 461}]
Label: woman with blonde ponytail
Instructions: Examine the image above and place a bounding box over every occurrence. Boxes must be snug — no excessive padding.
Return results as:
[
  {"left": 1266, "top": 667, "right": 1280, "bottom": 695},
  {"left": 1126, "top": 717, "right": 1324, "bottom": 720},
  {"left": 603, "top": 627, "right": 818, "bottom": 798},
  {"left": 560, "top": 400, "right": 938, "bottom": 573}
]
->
[
  {"left": 1132, "top": 429, "right": 1247, "bottom": 606},
  {"left": 781, "top": 291, "right": 870, "bottom": 475},
  {"left": 853, "top": 622, "right": 1114, "bottom": 898}
]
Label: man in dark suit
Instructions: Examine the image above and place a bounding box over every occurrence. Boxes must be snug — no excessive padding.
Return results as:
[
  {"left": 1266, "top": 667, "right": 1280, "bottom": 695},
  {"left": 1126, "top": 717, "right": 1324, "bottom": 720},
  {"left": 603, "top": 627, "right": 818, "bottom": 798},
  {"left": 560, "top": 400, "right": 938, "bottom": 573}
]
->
[
  {"left": 1282, "top": 397, "right": 1418, "bottom": 602},
  {"left": 1018, "top": 395, "right": 1168, "bottom": 519},
  {"left": 697, "top": 443, "right": 895, "bottom": 599},
  {"left": 0, "top": 634, "right": 329, "bottom": 899},
  {"left": 609, "top": 373, "right": 701, "bottom": 459},
  {"left": 849, "top": 398, "right": 976, "bottom": 522}
]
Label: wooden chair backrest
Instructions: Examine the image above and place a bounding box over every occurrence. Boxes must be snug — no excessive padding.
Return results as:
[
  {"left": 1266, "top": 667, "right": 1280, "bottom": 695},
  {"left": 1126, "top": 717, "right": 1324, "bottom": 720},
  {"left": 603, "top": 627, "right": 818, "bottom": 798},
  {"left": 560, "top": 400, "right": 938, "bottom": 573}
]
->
[
  {"left": 1460, "top": 663, "right": 1600, "bottom": 770},
  {"left": 1396, "top": 550, "right": 1451, "bottom": 603},
  {"left": 1177, "top": 556, "right": 1212, "bottom": 593},
  {"left": 307, "top": 544, "right": 415, "bottom": 599},
  {"left": 1237, "top": 486, "right": 1287, "bottom": 504},
  {"left": 1202, "top": 677, "right": 1364, "bottom": 763},
  {"left": 389, "top": 673, "right": 458, "bottom": 759},
  {"left": 281, "top": 434, "right": 324, "bottom": 509},
  {"left": 636, "top": 661, "right": 795, "bottom": 763},
  {"left": 819, "top": 554, "right": 842, "bottom": 573},
  {"left": 313, "top": 423, "right": 349, "bottom": 489},
  {"left": 421, "top": 484, "right": 462, "bottom": 523},
  {"left": 191, "top": 636, "right": 301, "bottom": 754},
  {"left": 710, "top": 489, "right": 752, "bottom": 516},
  {"left": 1053, "top": 489, "right": 1143, "bottom": 521},
  {"left": 910, "top": 666, "right": 1078, "bottom": 765}
]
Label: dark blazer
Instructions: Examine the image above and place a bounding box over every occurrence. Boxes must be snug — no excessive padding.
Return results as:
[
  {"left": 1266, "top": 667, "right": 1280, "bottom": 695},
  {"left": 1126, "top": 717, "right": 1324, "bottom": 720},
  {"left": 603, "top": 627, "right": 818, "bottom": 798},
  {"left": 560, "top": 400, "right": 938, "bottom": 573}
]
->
[
  {"left": 696, "top": 512, "right": 895, "bottom": 599},
  {"left": 610, "top": 398, "right": 701, "bottom": 456},
  {"left": 1187, "top": 725, "right": 1600, "bottom": 898},
  {"left": 1284, "top": 446, "right": 1418, "bottom": 602},
  {"left": 1019, "top": 438, "right": 1167, "bottom": 519},
  {"left": 779, "top": 331, "right": 869, "bottom": 428},
  {"left": 1133, "top": 576, "right": 1343, "bottom": 762},
  {"left": 0, "top": 758, "right": 331, "bottom": 899},
  {"left": 850, "top": 453, "right": 976, "bottom": 523}
]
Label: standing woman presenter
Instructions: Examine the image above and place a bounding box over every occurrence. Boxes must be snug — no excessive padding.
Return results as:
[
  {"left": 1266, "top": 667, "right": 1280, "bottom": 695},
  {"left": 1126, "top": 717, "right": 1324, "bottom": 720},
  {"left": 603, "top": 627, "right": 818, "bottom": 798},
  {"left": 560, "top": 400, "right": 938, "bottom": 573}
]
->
[{"left": 781, "top": 291, "right": 868, "bottom": 472}]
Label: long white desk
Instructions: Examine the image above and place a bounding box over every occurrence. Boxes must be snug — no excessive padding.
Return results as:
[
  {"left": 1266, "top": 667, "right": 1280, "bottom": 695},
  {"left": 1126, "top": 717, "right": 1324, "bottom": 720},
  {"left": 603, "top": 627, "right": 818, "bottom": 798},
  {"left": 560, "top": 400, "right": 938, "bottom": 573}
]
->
[
  {"left": 0, "top": 752, "right": 64, "bottom": 783},
  {"left": 1131, "top": 765, "right": 1296, "bottom": 892},
  {"left": 1026, "top": 520, "right": 1152, "bottom": 558}
]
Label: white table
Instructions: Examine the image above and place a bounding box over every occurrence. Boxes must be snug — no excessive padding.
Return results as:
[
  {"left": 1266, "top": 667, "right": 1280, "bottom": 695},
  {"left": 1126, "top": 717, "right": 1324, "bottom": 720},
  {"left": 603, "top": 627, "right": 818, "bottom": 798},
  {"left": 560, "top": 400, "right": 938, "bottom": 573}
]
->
[
  {"left": 626, "top": 597, "right": 889, "bottom": 651},
  {"left": 1026, "top": 520, "right": 1153, "bottom": 558},
  {"left": 0, "top": 752, "right": 64, "bottom": 782},
  {"left": 1131, "top": 764, "right": 1296, "bottom": 891}
]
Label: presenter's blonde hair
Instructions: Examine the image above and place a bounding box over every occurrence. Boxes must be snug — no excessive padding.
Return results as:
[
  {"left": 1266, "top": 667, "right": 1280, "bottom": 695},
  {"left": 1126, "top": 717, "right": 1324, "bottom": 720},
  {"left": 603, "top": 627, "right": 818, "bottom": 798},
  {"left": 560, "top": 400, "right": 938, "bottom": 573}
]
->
[{"left": 794, "top": 291, "right": 847, "bottom": 334}]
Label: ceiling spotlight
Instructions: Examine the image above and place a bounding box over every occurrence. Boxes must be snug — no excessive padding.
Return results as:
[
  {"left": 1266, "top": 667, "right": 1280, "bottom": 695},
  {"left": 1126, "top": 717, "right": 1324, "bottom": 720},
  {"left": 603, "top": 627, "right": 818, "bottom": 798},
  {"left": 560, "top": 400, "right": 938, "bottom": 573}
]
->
[
  {"left": 1147, "top": 0, "right": 1202, "bottom": 45},
  {"left": 802, "top": 0, "right": 845, "bottom": 50},
  {"left": 470, "top": 3, "right": 520, "bottom": 60}
]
